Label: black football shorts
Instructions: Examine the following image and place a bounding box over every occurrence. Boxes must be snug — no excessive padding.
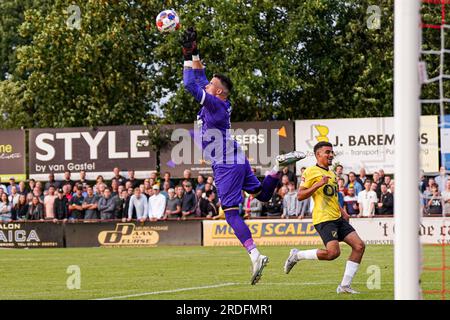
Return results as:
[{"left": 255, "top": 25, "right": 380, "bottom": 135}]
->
[{"left": 314, "top": 217, "right": 355, "bottom": 245}]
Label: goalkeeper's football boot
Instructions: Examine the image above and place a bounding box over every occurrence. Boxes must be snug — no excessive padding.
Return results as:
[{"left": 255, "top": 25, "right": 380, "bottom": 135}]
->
[
  {"left": 284, "top": 248, "right": 299, "bottom": 274},
  {"left": 251, "top": 255, "right": 269, "bottom": 285},
  {"left": 336, "top": 285, "right": 360, "bottom": 294},
  {"left": 276, "top": 151, "right": 306, "bottom": 168}
]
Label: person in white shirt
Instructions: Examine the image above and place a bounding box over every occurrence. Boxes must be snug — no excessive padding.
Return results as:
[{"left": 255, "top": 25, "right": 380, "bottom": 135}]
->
[
  {"left": 435, "top": 166, "right": 449, "bottom": 194},
  {"left": 8, "top": 185, "right": 20, "bottom": 207},
  {"left": 357, "top": 180, "right": 378, "bottom": 218},
  {"left": 127, "top": 187, "right": 148, "bottom": 222},
  {"left": 148, "top": 185, "right": 167, "bottom": 221}
]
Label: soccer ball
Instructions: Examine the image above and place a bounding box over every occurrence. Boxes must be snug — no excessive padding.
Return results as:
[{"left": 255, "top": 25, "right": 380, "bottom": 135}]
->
[{"left": 156, "top": 9, "right": 180, "bottom": 33}]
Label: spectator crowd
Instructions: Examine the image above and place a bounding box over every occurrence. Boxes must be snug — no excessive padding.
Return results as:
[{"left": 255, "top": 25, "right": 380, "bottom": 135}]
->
[{"left": 0, "top": 164, "right": 448, "bottom": 223}]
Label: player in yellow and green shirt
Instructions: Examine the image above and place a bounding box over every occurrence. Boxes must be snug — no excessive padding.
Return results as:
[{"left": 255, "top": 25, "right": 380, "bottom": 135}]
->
[{"left": 283, "top": 141, "right": 366, "bottom": 294}]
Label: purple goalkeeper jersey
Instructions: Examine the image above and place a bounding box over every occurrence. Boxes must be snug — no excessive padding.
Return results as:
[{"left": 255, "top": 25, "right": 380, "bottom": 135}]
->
[{"left": 183, "top": 68, "right": 244, "bottom": 165}]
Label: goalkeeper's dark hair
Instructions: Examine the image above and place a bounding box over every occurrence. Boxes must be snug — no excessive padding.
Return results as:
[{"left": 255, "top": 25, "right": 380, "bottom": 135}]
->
[
  {"left": 213, "top": 73, "right": 233, "bottom": 94},
  {"left": 313, "top": 141, "right": 333, "bottom": 154}
]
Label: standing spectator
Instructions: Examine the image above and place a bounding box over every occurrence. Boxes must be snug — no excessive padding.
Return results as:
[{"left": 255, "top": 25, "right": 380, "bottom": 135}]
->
[
  {"left": 357, "top": 180, "right": 378, "bottom": 218},
  {"left": 82, "top": 186, "right": 99, "bottom": 220},
  {"left": 183, "top": 169, "right": 194, "bottom": 187},
  {"left": 373, "top": 172, "right": 382, "bottom": 198},
  {"left": 18, "top": 181, "right": 27, "bottom": 196},
  {"left": 26, "top": 196, "right": 44, "bottom": 220},
  {"left": 419, "top": 170, "right": 428, "bottom": 194},
  {"left": 43, "top": 186, "right": 57, "bottom": 220},
  {"left": 161, "top": 181, "right": 170, "bottom": 199},
  {"left": 13, "top": 194, "right": 28, "bottom": 221},
  {"left": 61, "top": 170, "right": 75, "bottom": 189},
  {"left": 0, "top": 178, "right": 7, "bottom": 194},
  {"left": 163, "top": 172, "right": 174, "bottom": 188},
  {"left": 422, "top": 177, "right": 436, "bottom": 206},
  {"left": 76, "top": 170, "right": 89, "bottom": 189},
  {"left": 27, "top": 179, "right": 36, "bottom": 194},
  {"left": 282, "top": 182, "right": 300, "bottom": 218},
  {"left": 114, "top": 190, "right": 125, "bottom": 219},
  {"left": 347, "top": 172, "right": 363, "bottom": 196},
  {"left": 278, "top": 174, "right": 290, "bottom": 190},
  {"left": 33, "top": 186, "right": 44, "bottom": 203},
  {"left": 117, "top": 190, "right": 129, "bottom": 220},
  {"left": 95, "top": 183, "right": 106, "bottom": 197},
  {"left": 126, "top": 170, "right": 140, "bottom": 189},
  {"left": 165, "top": 188, "right": 182, "bottom": 219},
  {"left": 264, "top": 189, "right": 283, "bottom": 217},
  {"left": 0, "top": 193, "right": 12, "bottom": 222},
  {"left": 112, "top": 167, "right": 126, "bottom": 186},
  {"left": 95, "top": 175, "right": 105, "bottom": 187},
  {"left": 425, "top": 183, "right": 442, "bottom": 215},
  {"left": 376, "top": 183, "right": 394, "bottom": 215},
  {"left": 378, "top": 168, "right": 386, "bottom": 183},
  {"left": 181, "top": 182, "right": 196, "bottom": 219},
  {"left": 45, "top": 173, "right": 60, "bottom": 191},
  {"left": 281, "top": 166, "right": 297, "bottom": 186},
  {"left": 111, "top": 179, "right": 120, "bottom": 197},
  {"left": 384, "top": 176, "right": 392, "bottom": 191},
  {"left": 337, "top": 178, "right": 347, "bottom": 196},
  {"left": 8, "top": 186, "right": 20, "bottom": 207},
  {"left": 343, "top": 187, "right": 359, "bottom": 217},
  {"left": 69, "top": 185, "right": 84, "bottom": 220},
  {"left": 435, "top": 166, "right": 449, "bottom": 194},
  {"left": 441, "top": 180, "right": 450, "bottom": 216},
  {"left": 54, "top": 189, "right": 69, "bottom": 221},
  {"left": 297, "top": 197, "right": 310, "bottom": 219},
  {"left": 194, "top": 189, "right": 205, "bottom": 217},
  {"left": 98, "top": 188, "right": 116, "bottom": 220},
  {"left": 335, "top": 164, "right": 348, "bottom": 186},
  {"left": 356, "top": 168, "right": 367, "bottom": 186},
  {"left": 196, "top": 175, "right": 206, "bottom": 192},
  {"left": 148, "top": 185, "right": 167, "bottom": 221},
  {"left": 127, "top": 188, "right": 148, "bottom": 222},
  {"left": 370, "top": 182, "right": 378, "bottom": 194},
  {"left": 204, "top": 190, "right": 218, "bottom": 218},
  {"left": 244, "top": 194, "right": 263, "bottom": 218},
  {"left": 7, "top": 177, "right": 17, "bottom": 195}
]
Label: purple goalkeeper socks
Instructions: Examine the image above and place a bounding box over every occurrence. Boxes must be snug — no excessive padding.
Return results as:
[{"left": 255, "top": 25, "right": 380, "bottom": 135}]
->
[
  {"left": 255, "top": 173, "right": 281, "bottom": 202},
  {"left": 225, "top": 209, "right": 256, "bottom": 252}
]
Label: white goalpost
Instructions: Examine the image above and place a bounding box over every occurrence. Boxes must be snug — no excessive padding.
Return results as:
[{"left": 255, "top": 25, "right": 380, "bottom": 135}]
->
[{"left": 394, "top": 0, "right": 421, "bottom": 300}]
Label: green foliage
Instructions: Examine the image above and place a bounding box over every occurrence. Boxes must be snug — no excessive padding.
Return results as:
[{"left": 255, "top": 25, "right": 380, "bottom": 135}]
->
[{"left": 0, "top": 0, "right": 397, "bottom": 129}]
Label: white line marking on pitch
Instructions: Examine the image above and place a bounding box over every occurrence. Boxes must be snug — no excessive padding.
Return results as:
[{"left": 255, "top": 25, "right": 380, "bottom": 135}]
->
[{"left": 94, "top": 283, "right": 239, "bottom": 300}]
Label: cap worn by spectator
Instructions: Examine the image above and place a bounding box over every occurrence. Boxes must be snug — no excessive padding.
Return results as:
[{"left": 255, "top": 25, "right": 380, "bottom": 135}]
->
[
  {"left": 152, "top": 185, "right": 160, "bottom": 190},
  {"left": 58, "top": 188, "right": 64, "bottom": 193}
]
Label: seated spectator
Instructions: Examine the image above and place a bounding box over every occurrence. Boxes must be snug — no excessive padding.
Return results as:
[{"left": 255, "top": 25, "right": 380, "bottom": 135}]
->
[
  {"left": 13, "top": 194, "right": 29, "bottom": 221},
  {"left": 165, "top": 188, "right": 182, "bottom": 219},
  {"left": 112, "top": 167, "right": 126, "bottom": 186},
  {"left": 343, "top": 187, "right": 359, "bottom": 217},
  {"left": 148, "top": 185, "right": 166, "bottom": 221},
  {"left": 244, "top": 193, "right": 263, "bottom": 218},
  {"left": 82, "top": 186, "right": 99, "bottom": 220},
  {"left": 98, "top": 188, "right": 116, "bottom": 220},
  {"left": 376, "top": 183, "right": 394, "bottom": 215},
  {"left": 357, "top": 180, "right": 377, "bottom": 218},
  {"left": 282, "top": 181, "right": 299, "bottom": 219},
  {"left": 26, "top": 196, "right": 44, "bottom": 220},
  {"left": 181, "top": 182, "right": 196, "bottom": 220},
  {"left": 69, "top": 184, "right": 84, "bottom": 220},
  {"left": 442, "top": 179, "right": 450, "bottom": 216},
  {"left": 54, "top": 188, "right": 69, "bottom": 222},
  {"left": 127, "top": 187, "right": 148, "bottom": 222},
  {"left": 425, "top": 183, "right": 442, "bottom": 215},
  {"left": 43, "top": 186, "right": 57, "bottom": 220},
  {"left": 0, "top": 193, "right": 12, "bottom": 222}
]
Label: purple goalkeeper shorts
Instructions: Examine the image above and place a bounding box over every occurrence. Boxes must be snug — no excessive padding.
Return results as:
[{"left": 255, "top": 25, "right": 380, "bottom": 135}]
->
[{"left": 212, "top": 160, "right": 261, "bottom": 208}]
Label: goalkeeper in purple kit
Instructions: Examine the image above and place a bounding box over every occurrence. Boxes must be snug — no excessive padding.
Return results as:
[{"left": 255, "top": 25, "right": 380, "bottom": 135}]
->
[{"left": 181, "top": 27, "right": 305, "bottom": 285}]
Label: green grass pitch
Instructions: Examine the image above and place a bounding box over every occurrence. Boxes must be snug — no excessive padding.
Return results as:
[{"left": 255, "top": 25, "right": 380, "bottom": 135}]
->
[{"left": 0, "top": 245, "right": 446, "bottom": 300}]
